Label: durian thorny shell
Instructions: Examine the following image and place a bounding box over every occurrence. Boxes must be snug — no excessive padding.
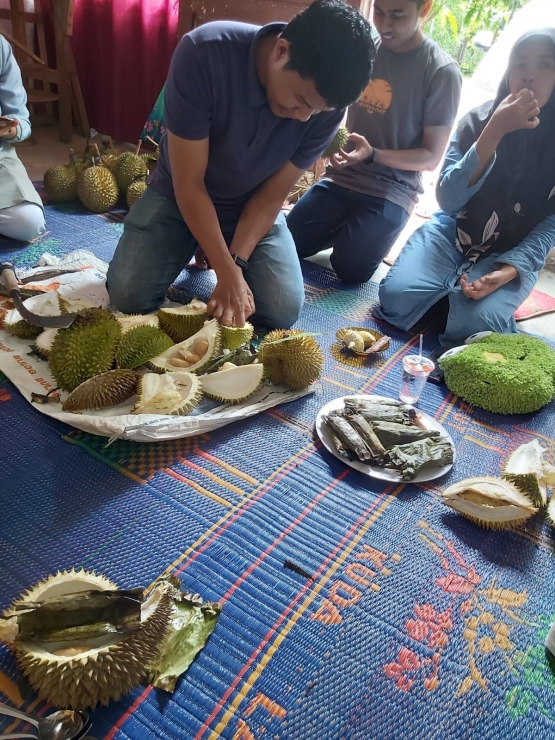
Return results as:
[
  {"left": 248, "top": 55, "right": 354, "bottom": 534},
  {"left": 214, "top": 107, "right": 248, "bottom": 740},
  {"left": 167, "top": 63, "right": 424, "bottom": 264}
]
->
[
  {"left": 220, "top": 322, "right": 254, "bottom": 351},
  {"left": 322, "top": 126, "right": 350, "bottom": 158},
  {"left": 200, "top": 362, "right": 263, "bottom": 403},
  {"left": 62, "top": 369, "right": 139, "bottom": 412},
  {"left": 157, "top": 299, "right": 208, "bottom": 342},
  {"left": 148, "top": 319, "right": 221, "bottom": 374},
  {"left": 258, "top": 329, "right": 324, "bottom": 390},
  {"left": 115, "top": 325, "right": 174, "bottom": 369},
  {"left": 501, "top": 439, "right": 555, "bottom": 507},
  {"left": 77, "top": 165, "right": 119, "bottom": 213},
  {"left": 5, "top": 570, "right": 174, "bottom": 710},
  {"left": 441, "top": 476, "right": 538, "bottom": 530},
  {"left": 3, "top": 292, "right": 62, "bottom": 339}
]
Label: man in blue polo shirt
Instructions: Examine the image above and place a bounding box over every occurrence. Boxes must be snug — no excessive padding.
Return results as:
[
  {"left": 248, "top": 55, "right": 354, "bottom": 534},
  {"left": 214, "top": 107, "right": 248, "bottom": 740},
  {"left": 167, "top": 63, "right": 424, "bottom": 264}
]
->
[{"left": 107, "top": 0, "right": 374, "bottom": 329}]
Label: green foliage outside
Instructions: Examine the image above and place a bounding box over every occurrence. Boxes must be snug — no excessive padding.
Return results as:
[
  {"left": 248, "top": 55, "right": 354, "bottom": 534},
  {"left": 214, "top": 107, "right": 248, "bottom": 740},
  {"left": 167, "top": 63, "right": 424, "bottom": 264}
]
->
[{"left": 425, "top": 0, "right": 526, "bottom": 76}]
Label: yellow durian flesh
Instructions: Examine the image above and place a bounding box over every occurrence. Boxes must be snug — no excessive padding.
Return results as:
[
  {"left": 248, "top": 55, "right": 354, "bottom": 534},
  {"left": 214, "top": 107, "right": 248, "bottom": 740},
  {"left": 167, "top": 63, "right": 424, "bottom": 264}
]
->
[
  {"left": 148, "top": 319, "right": 221, "bottom": 373},
  {"left": 133, "top": 371, "right": 202, "bottom": 415},
  {"left": 441, "top": 476, "right": 538, "bottom": 529},
  {"left": 200, "top": 362, "right": 264, "bottom": 403},
  {"left": 342, "top": 330, "right": 365, "bottom": 353},
  {"left": 358, "top": 330, "right": 377, "bottom": 348}
]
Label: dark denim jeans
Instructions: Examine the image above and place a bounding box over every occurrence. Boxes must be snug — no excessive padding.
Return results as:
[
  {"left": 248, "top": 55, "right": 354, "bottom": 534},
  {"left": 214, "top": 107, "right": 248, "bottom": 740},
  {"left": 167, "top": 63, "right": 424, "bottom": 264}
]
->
[
  {"left": 287, "top": 180, "right": 409, "bottom": 283},
  {"left": 106, "top": 188, "right": 305, "bottom": 329}
]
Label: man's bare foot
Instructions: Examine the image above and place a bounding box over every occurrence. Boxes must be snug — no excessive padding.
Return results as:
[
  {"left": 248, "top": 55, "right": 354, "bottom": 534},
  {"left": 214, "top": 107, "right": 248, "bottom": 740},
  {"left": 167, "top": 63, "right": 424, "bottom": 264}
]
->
[{"left": 192, "top": 247, "right": 211, "bottom": 270}]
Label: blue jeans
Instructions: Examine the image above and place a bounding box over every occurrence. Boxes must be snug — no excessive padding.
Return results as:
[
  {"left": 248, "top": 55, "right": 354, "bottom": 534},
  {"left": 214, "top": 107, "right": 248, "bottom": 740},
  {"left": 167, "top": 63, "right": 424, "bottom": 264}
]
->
[
  {"left": 106, "top": 188, "right": 305, "bottom": 329},
  {"left": 375, "top": 212, "right": 537, "bottom": 347},
  {"left": 287, "top": 180, "right": 409, "bottom": 283}
]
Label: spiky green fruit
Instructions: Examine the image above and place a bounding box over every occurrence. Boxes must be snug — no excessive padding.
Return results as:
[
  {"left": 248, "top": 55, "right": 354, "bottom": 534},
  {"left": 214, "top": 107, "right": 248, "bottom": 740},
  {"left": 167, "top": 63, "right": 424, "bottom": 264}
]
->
[
  {"left": 502, "top": 439, "right": 555, "bottom": 507},
  {"left": 126, "top": 179, "right": 147, "bottom": 207},
  {"left": 323, "top": 127, "right": 350, "bottom": 158},
  {"left": 220, "top": 322, "right": 254, "bottom": 351},
  {"left": 35, "top": 328, "right": 58, "bottom": 357},
  {"left": 258, "top": 329, "right": 324, "bottom": 391},
  {"left": 200, "top": 362, "right": 263, "bottom": 403},
  {"left": 7, "top": 570, "right": 173, "bottom": 710},
  {"left": 140, "top": 151, "right": 158, "bottom": 173},
  {"left": 44, "top": 152, "right": 81, "bottom": 202},
  {"left": 48, "top": 308, "right": 121, "bottom": 392},
  {"left": 116, "top": 314, "right": 159, "bottom": 333},
  {"left": 116, "top": 152, "right": 148, "bottom": 192},
  {"left": 62, "top": 369, "right": 139, "bottom": 412},
  {"left": 116, "top": 325, "right": 173, "bottom": 369},
  {"left": 3, "top": 292, "right": 62, "bottom": 339},
  {"left": 133, "top": 371, "right": 202, "bottom": 415},
  {"left": 441, "top": 476, "right": 538, "bottom": 530},
  {"left": 77, "top": 165, "right": 119, "bottom": 213},
  {"left": 149, "top": 319, "right": 221, "bottom": 374},
  {"left": 157, "top": 299, "right": 209, "bottom": 342}
]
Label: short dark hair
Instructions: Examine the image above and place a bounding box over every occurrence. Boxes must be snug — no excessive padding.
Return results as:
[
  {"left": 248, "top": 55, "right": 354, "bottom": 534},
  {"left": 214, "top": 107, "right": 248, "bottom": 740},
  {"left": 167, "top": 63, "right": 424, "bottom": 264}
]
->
[{"left": 282, "top": 0, "right": 375, "bottom": 109}]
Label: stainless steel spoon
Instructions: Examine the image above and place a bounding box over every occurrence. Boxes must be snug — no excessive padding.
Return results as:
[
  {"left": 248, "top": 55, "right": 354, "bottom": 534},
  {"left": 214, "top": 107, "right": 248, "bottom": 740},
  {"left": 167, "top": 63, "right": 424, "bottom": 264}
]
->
[{"left": 0, "top": 704, "right": 84, "bottom": 740}]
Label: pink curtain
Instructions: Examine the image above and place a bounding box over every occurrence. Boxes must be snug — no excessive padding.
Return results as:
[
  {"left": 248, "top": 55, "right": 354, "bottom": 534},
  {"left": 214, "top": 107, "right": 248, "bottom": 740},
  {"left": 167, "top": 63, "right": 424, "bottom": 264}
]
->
[{"left": 70, "top": 0, "right": 179, "bottom": 144}]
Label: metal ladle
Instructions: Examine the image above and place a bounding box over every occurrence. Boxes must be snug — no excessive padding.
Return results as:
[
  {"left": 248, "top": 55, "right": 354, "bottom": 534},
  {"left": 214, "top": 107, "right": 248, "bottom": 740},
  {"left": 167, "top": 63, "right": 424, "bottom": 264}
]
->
[{"left": 0, "top": 703, "right": 84, "bottom": 740}]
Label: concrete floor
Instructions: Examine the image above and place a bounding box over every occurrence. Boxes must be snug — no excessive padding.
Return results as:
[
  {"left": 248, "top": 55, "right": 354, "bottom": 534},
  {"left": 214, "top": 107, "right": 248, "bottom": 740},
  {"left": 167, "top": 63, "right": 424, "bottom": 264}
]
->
[{"left": 15, "top": 124, "right": 555, "bottom": 340}]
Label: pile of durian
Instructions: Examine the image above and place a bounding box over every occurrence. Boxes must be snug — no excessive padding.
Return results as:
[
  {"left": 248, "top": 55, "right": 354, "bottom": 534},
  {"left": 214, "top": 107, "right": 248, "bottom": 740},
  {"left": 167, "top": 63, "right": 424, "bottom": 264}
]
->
[
  {"left": 44, "top": 136, "right": 158, "bottom": 213},
  {"left": 440, "top": 440, "right": 555, "bottom": 530},
  {"left": 0, "top": 569, "right": 221, "bottom": 710},
  {"left": 3, "top": 295, "right": 325, "bottom": 416}
]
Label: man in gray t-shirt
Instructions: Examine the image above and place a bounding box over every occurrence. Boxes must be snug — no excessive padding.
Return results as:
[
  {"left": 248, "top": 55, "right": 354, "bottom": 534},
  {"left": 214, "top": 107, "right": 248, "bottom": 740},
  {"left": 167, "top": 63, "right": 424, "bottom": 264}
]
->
[{"left": 287, "top": 0, "right": 462, "bottom": 284}]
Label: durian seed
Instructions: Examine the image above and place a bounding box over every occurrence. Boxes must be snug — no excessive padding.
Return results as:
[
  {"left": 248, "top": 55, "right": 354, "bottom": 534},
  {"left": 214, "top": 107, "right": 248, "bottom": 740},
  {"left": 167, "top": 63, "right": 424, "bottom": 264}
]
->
[
  {"left": 179, "top": 350, "right": 200, "bottom": 363},
  {"left": 168, "top": 357, "right": 191, "bottom": 367},
  {"left": 194, "top": 339, "right": 209, "bottom": 356}
]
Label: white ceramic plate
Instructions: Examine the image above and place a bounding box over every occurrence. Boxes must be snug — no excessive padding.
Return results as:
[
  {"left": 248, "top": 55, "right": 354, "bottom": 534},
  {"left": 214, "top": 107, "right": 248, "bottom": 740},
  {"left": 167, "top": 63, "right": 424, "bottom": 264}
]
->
[{"left": 315, "top": 395, "right": 455, "bottom": 483}]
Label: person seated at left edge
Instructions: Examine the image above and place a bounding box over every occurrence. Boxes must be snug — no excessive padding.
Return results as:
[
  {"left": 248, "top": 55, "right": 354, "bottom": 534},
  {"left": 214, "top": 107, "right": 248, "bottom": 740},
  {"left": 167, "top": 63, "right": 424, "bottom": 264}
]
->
[{"left": 106, "top": 0, "right": 375, "bottom": 329}]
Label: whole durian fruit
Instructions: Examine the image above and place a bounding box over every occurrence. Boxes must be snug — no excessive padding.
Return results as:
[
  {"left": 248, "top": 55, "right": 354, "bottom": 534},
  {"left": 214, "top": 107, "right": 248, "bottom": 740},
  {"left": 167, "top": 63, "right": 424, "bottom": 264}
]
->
[
  {"left": 323, "top": 127, "right": 350, "bottom": 158},
  {"left": 258, "top": 329, "right": 324, "bottom": 390},
  {"left": 49, "top": 308, "right": 121, "bottom": 391},
  {"left": 77, "top": 164, "right": 119, "bottom": 213},
  {"left": 2, "top": 569, "right": 173, "bottom": 710},
  {"left": 62, "top": 369, "right": 139, "bottom": 411},
  {"left": 44, "top": 150, "right": 83, "bottom": 203},
  {"left": 126, "top": 178, "right": 148, "bottom": 208},
  {"left": 116, "top": 142, "right": 148, "bottom": 192},
  {"left": 140, "top": 151, "right": 158, "bottom": 173},
  {"left": 115, "top": 325, "right": 174, "bottom": 369}
]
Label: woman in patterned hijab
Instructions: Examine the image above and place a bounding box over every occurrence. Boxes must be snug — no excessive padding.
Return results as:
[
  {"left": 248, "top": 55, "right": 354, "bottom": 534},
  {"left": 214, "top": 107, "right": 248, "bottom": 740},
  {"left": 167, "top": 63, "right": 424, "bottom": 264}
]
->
[{"left": 375, "top": 29, "right": 555, "bottom": 346}]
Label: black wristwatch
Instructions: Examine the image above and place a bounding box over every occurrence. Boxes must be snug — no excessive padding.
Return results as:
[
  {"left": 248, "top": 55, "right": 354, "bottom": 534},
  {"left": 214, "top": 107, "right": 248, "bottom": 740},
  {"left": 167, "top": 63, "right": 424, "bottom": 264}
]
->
[
  {"left": 364, "top": 147, "right": 378, "bottom": 165},
  {"left": 230, "top": 254, "right": 249, "bottom": 271}
]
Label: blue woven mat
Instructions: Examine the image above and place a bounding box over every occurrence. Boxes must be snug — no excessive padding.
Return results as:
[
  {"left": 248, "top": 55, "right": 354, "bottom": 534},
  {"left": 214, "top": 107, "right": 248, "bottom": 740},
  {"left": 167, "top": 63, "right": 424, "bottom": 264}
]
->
[{"left": 1, "top": 198, "right": 555, "bottom": 739}]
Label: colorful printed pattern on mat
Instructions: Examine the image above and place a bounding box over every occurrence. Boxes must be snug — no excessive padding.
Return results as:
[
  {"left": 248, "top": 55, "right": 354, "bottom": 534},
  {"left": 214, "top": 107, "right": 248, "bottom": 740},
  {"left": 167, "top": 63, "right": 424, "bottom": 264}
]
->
[{"left": 1, "top": 201, "right": 555, "bottom": 740}]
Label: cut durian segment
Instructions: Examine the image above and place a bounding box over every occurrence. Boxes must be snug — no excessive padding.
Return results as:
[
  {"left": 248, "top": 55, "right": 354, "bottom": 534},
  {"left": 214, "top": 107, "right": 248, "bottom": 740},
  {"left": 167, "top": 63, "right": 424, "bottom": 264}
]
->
[
  {"left": 341, "top": 330, "right": 365, "bottom": 353},
  {"left": 149, "top": 319, "right": 221, "bottom": 374},
  {"left": 5, "top": 570, "right": 173, "bottom": 710},
  {"left": 58, "top": 295, "right": 96, "bottom": 314},
  {"left": 441, "top": 476, "right": 538, "bottom": 530},
  {"left": 200, "top": 362, "right": 264, "bottom": 403},
  {"left": 258, "top": 329, "right": 324, "bottom": 391},
  {"left": 501, "top": 439, "right": 554, "bottom": 507},
  {"left": 157, "top": 298, "right": 209, "bottom": 342},
  {"left": 220, "top": 322, "right": 254, "bottom": 351},
  {"left": 62, "top": 369, "right": 139, "bottom": 412},
  {"left": 133, "top": 371, "right": 202, "bottom": 415},
  {"left": 116, "top": 313, "right": 159, "bottom": 333},
  {"left": 35, "top": 327, "right": 58, "bottom": 357},
  {"left": 3, "top": 292, "right": 62, "bottom": 338}
]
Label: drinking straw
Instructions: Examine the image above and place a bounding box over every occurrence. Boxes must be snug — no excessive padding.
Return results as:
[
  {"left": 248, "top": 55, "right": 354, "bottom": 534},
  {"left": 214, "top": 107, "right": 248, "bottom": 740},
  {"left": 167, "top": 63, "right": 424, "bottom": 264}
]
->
[{"left": 418, "top": 334, "right": 423, "bottom": 365}]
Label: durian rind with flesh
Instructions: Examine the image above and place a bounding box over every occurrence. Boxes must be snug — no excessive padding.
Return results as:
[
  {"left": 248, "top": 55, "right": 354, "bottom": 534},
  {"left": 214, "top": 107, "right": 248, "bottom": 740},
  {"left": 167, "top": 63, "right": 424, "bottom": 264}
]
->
[
  {"left": 35, "top": 328, "right": 58, "bottom": 357},
  {"left": 200, "top": 362, "right": 264, "bottom": 403},
  {"left": 77, "top": 166, "right": 119, "bottom": 213},
  {"left": 3, "top": 292, "right": 62, "bottom": 339},
  {"left": 115, "top": 326, "right": 174, "bottom": 369},
  {"left": 441, "top": 476, "right": 538, "bottom": 530},
  {"left": 48, "top": 308, "right": 121, "bottom": 392},
  {"left": 148, "top": 319, "right": 221, "bottom": 374},
  {"left": 258, "top": 329, "right": 324, "bottom": 390},
  {"left": 220, "top": 322, "right": 254, "bottom": 351},
  {"left": 9, "top": 570, "right": 173, "bottom": 710},
  {"left": 116, "top": 313, "right": 160, "bottom": 333},
  {"left": 62, "top": 369, "right": 139, "bottom": 412},
  {"left": 133, "top": 371, "right": 202, "bottom": 415},
  {"left": 501, "top": 439, "right": 551, "bottom": 507},
  {"left": 157, "top": 299, "right": 208, "bottom": 342}
]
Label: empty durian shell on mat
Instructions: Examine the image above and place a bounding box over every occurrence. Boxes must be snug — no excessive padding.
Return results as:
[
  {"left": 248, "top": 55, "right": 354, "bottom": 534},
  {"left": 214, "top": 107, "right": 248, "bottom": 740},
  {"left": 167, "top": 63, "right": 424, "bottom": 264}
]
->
[
  {"left": 440, "top": 476, "right": 538, "bottom": 530},
  {"left": 335, "top": 327, "right": 390, "bottom": 355}
]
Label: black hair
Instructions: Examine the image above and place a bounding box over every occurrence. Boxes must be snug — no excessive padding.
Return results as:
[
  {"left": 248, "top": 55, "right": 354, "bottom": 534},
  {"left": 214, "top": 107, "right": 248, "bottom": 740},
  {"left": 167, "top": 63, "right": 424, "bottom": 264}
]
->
[{"left": 281, "top": 0, "right": 375, "bottom": 109}]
